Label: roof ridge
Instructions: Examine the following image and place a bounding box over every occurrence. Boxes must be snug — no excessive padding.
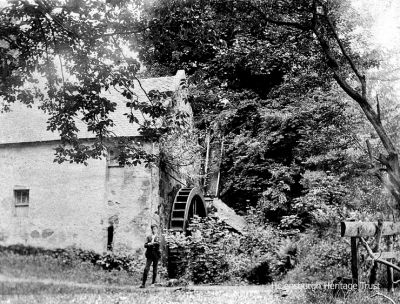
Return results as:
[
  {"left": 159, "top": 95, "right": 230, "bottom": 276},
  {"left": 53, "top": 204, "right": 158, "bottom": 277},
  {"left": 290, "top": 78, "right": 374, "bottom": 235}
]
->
[{"left": 0, "top": 70, "right": 187, "bottom": 145}]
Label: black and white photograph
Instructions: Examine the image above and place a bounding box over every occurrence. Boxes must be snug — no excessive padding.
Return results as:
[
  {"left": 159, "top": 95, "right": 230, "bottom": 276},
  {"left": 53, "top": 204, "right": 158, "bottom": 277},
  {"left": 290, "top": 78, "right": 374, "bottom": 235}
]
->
[{"left": 0, "top": 0, "right": 400, "bottom": 303}]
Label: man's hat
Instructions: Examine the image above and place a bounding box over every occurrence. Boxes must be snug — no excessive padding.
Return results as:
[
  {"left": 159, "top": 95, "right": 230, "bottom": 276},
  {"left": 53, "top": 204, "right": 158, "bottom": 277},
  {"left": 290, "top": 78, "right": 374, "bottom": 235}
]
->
[{"left": 151, "top": 224, "right": 158, "bottom": 229}]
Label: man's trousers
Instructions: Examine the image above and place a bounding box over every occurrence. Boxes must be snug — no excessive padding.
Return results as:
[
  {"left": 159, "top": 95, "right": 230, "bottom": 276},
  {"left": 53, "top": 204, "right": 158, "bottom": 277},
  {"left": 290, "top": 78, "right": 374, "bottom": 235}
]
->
[{"left": 142, "top": 256, "right": 159, "bottom": 285}]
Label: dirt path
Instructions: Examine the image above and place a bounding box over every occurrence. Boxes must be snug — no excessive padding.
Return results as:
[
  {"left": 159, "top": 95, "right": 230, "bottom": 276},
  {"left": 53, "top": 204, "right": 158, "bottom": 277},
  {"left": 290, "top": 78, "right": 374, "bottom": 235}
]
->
[
  {"left": 0, "top": 274, "right": 300, "bottom": 304},
  {"left": 0, "top": 274, "right": 275, "bottom": 292}
]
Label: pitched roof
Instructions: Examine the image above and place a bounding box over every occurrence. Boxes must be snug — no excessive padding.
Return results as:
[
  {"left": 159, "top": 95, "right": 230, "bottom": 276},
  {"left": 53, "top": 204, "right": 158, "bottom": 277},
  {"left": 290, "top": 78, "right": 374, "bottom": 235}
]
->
[{"left": 0, "top": 70, "right": 185, "bottom": 145}]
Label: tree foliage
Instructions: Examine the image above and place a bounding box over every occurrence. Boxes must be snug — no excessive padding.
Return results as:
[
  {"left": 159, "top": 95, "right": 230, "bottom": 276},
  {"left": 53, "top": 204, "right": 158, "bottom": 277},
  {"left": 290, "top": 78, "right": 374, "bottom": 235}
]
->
[
  {"left": 1, "top": 0, "right": 398, "bottom": 221},
  {"left": 137, "top": 0, "right": 390, "bottom": 227},
  {"left": 0, "top": 0, "right": 189, "bottom": 165}
]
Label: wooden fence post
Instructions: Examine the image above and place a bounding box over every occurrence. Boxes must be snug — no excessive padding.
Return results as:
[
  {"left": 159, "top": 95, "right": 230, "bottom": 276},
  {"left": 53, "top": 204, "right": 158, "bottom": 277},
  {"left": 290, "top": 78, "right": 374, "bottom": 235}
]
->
[
  {"left": 351, "top": 236, "right": 359, "bottom": 289},
  {"left": 369, "top": 220, "right": 383, "bottom": 285},
  {"left": 341, "top": 220, "right": 400, "bottom": 292},
  {"left": 387, "top": 235, "right": 394, "bottom": 293}
]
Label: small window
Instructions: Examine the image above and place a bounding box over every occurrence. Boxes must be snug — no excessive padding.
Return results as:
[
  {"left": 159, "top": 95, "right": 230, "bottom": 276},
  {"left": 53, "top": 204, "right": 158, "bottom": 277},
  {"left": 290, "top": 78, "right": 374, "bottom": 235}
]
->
[
  {"left": 107, "top": 147, "right": 123, "bottom": 167},
  {"left": 14, "top": 189, "right": 29, "bottom": 207}
]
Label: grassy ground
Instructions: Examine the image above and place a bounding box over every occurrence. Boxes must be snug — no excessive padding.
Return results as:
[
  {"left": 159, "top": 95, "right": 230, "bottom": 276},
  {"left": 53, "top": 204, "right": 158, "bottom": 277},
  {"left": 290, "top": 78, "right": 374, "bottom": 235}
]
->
[
  {"left": 1, "top": 282, "right": 400, "bottom": 304},
  {"left": 1, "top": 250, "right": 400, "bottom": 303},
  {"left": 284, "top": 287, "right": 400, "bottom": 304},
  {"left": 0, "top": 287, "right": 277, "bottom": 304},
  {"left": 0, "top": 251, "right": 140, "bottom": 286}
]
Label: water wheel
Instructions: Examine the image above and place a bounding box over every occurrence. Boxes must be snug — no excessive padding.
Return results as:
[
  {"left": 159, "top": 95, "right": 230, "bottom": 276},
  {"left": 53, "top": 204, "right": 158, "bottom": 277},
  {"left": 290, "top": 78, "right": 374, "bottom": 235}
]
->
[
  {"left": 168, "top": 187, "right": 207, "bottom": 278},
  {"left": 169, "top": 187, "right": 207, "bottom": 232}
]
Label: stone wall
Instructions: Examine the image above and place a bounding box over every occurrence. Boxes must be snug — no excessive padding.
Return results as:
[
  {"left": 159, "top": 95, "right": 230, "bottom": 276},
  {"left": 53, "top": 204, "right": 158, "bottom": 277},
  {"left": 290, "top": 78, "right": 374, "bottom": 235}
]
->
[
  {"left": 104, "top": 142, "right": 160, "bottom": 255},
  {"left": 0, "top": 141, "right": 159, "bottom": 254},
  {"left": 157, "top": 72, "right": 203, "bottom": 231}
]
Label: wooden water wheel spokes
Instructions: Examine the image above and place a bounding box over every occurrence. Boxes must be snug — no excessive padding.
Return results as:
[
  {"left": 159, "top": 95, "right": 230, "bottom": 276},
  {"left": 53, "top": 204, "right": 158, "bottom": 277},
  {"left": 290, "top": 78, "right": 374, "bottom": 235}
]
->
[
  {"left": 169, "top": 187, "right": 207, "bottom": 232},
  {"left": 167, "top": 187, "right": 207, "bottom": 279}
]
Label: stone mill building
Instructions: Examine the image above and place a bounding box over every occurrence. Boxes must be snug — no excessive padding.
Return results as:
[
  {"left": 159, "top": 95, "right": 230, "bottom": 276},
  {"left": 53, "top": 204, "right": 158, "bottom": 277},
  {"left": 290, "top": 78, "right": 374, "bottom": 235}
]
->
[{"left": 0, "top": 70, "right": 205, "bottom": 255}]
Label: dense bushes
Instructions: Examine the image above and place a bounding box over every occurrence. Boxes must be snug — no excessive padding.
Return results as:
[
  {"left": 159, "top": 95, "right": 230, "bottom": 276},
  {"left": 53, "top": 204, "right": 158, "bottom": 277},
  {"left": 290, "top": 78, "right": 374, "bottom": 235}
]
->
[
  {"left": 283, "top": 231, "right": 351, "bottom": 284},
  {"left": 165, "top": 212, "right": 378, "bottom": 286},
  {"left": 246, "top": 262, "right": 273, "bottom": 285},
  {"left": 165, "top": 215, "right": 297, "bottom": 284},
  {"left": 166, "top": 216, "right": 237, "bottom": 284},
  {"left": 0, "top": 244, "right": 144, "bottom": 273}
]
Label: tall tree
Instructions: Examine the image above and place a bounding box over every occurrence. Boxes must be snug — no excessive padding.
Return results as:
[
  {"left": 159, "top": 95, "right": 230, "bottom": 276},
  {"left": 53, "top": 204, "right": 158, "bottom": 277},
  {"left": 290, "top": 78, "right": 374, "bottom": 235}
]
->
[
  {"left": 134, "top": 0, "right": 370, "bottom": 228},
  {"left": 1, "top": 0, "right": 398, "bottom": 213},
  {"left": 0, "top": 0, "right": 189, "bottom": 166},
  {"left": 137, "top": 0, "right": 400, "bottom": 212}
]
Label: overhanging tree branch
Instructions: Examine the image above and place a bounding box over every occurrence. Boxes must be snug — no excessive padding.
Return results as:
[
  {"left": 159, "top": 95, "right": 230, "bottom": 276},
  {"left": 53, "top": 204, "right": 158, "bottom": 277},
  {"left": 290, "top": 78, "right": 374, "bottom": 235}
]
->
[
  {"left": 245, "top": 0, "right": 400, "bottom": 206},
  {"left": 310, "top": 13, "right": 397, "bottom": 156},
  {"left": 323, "top": 7, "right": 366, "bottom": 98}
]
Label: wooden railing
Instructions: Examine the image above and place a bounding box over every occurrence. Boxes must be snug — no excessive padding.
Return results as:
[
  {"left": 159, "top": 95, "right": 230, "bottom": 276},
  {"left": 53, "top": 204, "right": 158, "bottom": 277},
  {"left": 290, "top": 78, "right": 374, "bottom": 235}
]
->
[{"left": 341, "top": 220, "right": 399, "bottom": 292}]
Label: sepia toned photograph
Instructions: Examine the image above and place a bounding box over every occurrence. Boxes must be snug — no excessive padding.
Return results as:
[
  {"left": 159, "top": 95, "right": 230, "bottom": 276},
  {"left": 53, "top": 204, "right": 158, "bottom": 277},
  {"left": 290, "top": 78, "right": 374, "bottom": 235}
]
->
[{"left": 0, "top": 0, "right": 400, "bottom": 303}]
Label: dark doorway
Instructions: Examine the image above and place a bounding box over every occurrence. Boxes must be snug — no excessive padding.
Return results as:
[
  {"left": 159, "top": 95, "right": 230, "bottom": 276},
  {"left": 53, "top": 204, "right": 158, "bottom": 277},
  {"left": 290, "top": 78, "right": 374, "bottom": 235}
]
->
[{"left": 107, "top": 225, "right": 114, "bottom": 251}]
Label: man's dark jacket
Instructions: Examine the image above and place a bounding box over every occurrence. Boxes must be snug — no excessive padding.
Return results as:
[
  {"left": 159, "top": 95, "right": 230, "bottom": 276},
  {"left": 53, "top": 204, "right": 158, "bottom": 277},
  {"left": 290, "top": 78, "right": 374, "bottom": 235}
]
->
[{"left": 144, "top": 235, "right": 161, "bottom": 259}]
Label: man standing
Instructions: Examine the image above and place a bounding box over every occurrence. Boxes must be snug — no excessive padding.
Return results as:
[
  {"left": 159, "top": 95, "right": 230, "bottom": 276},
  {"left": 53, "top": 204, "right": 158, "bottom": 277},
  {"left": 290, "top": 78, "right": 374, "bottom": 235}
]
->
[{"left": 140, "top": 224, "right": 161, "bottom": 288}]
